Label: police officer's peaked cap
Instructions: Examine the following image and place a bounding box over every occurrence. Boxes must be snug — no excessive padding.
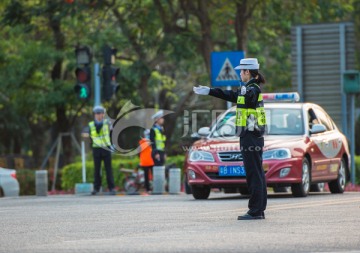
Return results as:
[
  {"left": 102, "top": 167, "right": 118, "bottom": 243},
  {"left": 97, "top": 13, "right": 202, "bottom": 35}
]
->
[
  {"left": 93, "top": 105, "right": 105, "bottom": 114},
  {"left": 234, "top": 58, "right": 260, "bottom": 70},
  {"left": 151, "top": 110, "right": 164, "bottom": 120}
]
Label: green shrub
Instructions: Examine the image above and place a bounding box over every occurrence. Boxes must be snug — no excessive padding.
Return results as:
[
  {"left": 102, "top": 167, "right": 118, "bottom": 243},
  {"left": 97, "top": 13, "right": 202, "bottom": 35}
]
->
[
  {"left": 61, "top": 158, "right": 137, "bottom": 191},
  {"left": 16, "top": 169, "right": 36, "bottom": 196},
  {"left": 354, "top": 156, "right": 360, "bottom": 184},
  {"left": 166, "top": 155, "right": 185, "bottom": 170},
  {"left": 61, "top": 154, "right": 185, "bottom": 191},
  {"left": 16, "top": 168, "right": 63, "bottom": 195}
]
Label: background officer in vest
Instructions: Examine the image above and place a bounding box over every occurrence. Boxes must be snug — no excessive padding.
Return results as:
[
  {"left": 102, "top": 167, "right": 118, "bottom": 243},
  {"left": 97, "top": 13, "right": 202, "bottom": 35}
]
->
[
  {"left": 89, "top": 105, "right": 116, "bottom": 195},
  {"left": 150, "top": 110, "right": 166, "bottom": 166},
  {"left": 193, "top": 58, "right": 267, "bottom": 220}
]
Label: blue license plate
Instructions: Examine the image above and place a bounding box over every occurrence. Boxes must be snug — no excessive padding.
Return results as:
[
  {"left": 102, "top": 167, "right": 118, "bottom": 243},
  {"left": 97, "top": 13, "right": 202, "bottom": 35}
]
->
[{"left": 219, "top": 166, "right": 246, "bottom": 176}]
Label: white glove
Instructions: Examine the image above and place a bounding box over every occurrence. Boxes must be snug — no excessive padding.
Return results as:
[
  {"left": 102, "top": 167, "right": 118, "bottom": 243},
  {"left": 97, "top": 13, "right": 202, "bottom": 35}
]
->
[
  {"left": 193, "top": 86, "right": 210, "bottom": 95},
  {"left": 247, "top": 114, "right": 256, "bottom": 131}
]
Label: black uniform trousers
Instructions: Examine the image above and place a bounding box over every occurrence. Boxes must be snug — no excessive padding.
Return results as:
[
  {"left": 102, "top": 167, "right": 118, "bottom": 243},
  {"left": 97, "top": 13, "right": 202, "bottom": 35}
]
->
[
  {"left": 152, "top": 150, "right": 165, "bottom": 166},
  {"left": 141, "top": 166, "right": 153, "bottom": 192},
  {"left": 240, "top": 132, "right": 267, "bottom": 216},
  {"left": 93, "top": 147, "right": 115, "bottom": 192}
]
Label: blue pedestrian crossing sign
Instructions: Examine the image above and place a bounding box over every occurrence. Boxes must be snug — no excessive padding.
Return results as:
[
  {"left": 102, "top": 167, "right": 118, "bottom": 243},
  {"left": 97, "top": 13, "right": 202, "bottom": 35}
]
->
[{"left": 211, "top": 51, "right": 245, "bottom": 87}]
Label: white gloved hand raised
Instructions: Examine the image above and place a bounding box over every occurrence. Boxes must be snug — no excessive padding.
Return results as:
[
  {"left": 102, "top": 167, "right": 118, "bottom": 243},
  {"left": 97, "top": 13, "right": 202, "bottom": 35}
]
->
[
  {"left": 247, "top": 114, "right": 256, "bottom": 131},
  {"left": 193, "top": 85, "right": 210, "bottom": 95}
]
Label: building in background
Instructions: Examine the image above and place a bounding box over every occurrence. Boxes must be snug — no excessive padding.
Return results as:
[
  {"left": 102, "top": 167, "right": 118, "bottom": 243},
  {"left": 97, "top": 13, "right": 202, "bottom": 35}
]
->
[{"left": 291, "top": 22, "right": 356, "bottom": 136}]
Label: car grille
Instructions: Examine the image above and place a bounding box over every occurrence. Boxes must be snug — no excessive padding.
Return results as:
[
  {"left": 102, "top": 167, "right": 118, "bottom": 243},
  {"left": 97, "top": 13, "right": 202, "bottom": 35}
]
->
[{"left": 218, "top": 152, "right": 243, "bottom": 162}]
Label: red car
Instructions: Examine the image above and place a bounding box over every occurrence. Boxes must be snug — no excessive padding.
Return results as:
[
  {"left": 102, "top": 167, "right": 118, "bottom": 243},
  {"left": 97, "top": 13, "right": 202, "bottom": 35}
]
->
[{"left": 185, "top": 93, "right": 350, "bottom": 199}]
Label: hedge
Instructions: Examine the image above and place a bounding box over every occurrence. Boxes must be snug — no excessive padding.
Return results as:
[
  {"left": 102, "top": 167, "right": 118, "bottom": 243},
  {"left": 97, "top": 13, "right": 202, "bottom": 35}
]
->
[
  {"left": 16, "top": 169, "right": 36, "bottom": 196},
  {"left": 15, "top": 154, "right": 359, "bottom": 194},
  {"left": 16, "top": 168, "right": 63, "bottom": 195},
  {"left": 61, "top": 154, "right": 185, "bottom": 191},
  {"left": 354, "top": 156, "right": 360, "bottom": 184}
]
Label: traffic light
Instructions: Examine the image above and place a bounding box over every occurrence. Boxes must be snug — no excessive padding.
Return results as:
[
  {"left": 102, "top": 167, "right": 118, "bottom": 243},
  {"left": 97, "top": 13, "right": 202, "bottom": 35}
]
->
[
  {"left": 102, "top": 65, "right": 119, "bottom": 101},
  {"left": 74, "top": 66, "right": 91, "bottom": 100}
]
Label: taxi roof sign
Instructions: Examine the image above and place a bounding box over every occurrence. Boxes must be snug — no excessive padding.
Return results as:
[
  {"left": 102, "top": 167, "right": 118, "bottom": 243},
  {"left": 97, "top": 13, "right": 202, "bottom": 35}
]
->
[{"left": 262, "top": 92, "right": 300, "bottom": 102}]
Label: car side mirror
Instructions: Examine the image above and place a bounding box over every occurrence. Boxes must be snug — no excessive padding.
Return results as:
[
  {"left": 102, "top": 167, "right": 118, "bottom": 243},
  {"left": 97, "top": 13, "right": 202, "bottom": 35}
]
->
[
  {"left": 190, "top": 132, "right": 200, "bottom": 141},
  {"left": 310, "top": 124, "right": 326, "bottom": 134},
  {"left": 198, "top": 127, "right": 210, "bottom": 137}
]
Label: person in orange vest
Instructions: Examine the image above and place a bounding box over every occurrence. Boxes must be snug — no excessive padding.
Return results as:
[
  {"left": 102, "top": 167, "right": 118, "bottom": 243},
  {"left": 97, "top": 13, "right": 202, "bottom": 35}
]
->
[{"left": 139, "top": 129, "right": 154, "bottom": 193}]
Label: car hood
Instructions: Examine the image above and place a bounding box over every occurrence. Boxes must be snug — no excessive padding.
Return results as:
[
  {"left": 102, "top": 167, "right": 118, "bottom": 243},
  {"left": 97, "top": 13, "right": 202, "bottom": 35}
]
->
[
  {"left": 192, "top": 135, "right": 306, "bottom": 152},
  {"left": 264, "top": 135, "right": 306, "bottom": 150}
]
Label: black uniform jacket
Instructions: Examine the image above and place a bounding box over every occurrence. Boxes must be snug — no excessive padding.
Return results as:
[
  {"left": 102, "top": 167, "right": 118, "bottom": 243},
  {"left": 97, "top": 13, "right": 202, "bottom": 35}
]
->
[
  {"left": 208, "top": 79, "right": 263, "bottom": 137},
  {"left": 209, "top": 79, "right": 261, "bottom": 109}
]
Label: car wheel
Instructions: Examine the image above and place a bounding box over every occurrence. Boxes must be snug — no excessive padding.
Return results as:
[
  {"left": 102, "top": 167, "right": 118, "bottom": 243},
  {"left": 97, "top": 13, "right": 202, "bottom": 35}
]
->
[
  {"left": 273, "top": 186, "right": 290, "bottom": 193},
  {"left": 310, "top": 183, "right": 325, "bottom": 192},
  {"left": 191, "top": 185, "right": 210, "bottom": 200},
  {"left": 291, "top": 158, "right": 310, "bottom": 197},
  {"left": 184, "top": 177, "right": 192, "bottom": 194},
  {"left": 239, "top": 187, "right": 250, "bottom": 195},
  {"left": 329, "top": 158, "right": 346, "bottom": 194}
]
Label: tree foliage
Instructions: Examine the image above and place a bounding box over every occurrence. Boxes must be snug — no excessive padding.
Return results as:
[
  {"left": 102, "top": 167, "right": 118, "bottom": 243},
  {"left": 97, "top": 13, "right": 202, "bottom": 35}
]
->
[{"left": 0, "top": 0, "right": 357, "bottom": 164}]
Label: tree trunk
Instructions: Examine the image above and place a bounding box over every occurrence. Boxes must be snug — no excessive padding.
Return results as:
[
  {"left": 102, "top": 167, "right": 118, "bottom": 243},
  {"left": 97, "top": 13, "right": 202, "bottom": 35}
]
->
[
  {"left": 49, "top": 12, "right": 73, "bottom": 165},
  {"left": 234, "top": 0, "right": 259, "bottom": 52},
  {"left": 139, "top": 73, "right": 152, "bottom": 108},
  {"left": 196, "top": 0, "right": 213, "bottom": 75},
  {"left": 56, "top": 106, "right": 72, "bottom": 165},
  {"left": 29, "top": 122, "right": 48, "bottom": 168},
  {"left": 163, "top": 90, "right": 194, "bottom": 154},
  {"left": 235, "top": 0, "right": 249, "bottom": 52}
]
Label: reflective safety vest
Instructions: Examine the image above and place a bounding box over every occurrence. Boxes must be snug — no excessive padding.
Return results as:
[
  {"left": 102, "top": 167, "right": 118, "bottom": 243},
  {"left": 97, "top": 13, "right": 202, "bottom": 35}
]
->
[
  {"left": 235, "top": 84, "right": 266, "bottom": 135},
  {"left": 153, "top": 127, "right": 166, "bottom": 151},
  {"left": 89, "top": 120, "right": 111, "bottom": 148},
  {"left": 139, "top": 138, "right": 154, "bottom": 167}
]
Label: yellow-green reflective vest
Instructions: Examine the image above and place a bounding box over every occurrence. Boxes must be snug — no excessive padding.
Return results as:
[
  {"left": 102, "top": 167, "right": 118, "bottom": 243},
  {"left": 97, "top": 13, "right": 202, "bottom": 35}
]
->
[
  {"left": 235, "top": 84, "right": 266, "bottom": 134},
  {"left": 89, "top": 120, "right": 111, "bottom": 148},
  {"left": 153, "top": 127, "right": 166, "bottom": 151}
]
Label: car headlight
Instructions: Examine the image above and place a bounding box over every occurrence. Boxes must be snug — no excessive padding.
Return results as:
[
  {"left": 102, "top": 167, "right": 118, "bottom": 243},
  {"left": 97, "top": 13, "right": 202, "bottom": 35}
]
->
[
  {"left": 263, "top": 148, "right": 291, "bottom": 160},
  {"left": 188, "top": 169, "right": 196, "bottom": 179},
  {"left": 189, "top": 151, "right": 215, "bottom": 162}
]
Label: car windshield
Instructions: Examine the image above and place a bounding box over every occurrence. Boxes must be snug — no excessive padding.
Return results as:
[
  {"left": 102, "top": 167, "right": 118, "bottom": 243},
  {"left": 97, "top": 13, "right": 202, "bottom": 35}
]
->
[
  {"left": 266, "top": 108, "right": 304, "bottom": 135},
  {"left": 210, "top": 108, "right": 304, "bottom": 137}
]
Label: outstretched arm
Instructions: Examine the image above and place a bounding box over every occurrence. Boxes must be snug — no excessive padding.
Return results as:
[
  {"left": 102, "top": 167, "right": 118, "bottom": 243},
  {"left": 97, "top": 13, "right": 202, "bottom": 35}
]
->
[
  {"left": 209, "top": 88, "right": 238, "bottom": 103},
  {"left": 193, "top": 86, "right": 237, "bottom": 103}
]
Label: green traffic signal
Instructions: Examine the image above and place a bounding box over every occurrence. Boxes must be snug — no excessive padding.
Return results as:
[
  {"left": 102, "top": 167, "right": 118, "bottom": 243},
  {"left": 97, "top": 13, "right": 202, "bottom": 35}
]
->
[
  {"left": 79, "top": 86, "right": 89, "bottom": 98},
  {"left": 74, "top": 83, "right": 90, "bottom": 100},
  {"left": 75, "top": 66, "right": 91, "bottom": 100}
]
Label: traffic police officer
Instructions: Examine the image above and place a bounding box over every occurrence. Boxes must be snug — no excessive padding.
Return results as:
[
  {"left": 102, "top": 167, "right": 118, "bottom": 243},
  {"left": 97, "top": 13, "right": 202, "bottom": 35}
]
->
[
  {"left": 89, "top": 105, "right": 116, "bottom": 195},
  {"left": 193, "top": 58, "right": 267, "bottom": 220},
  {"left": 150, "top": 110, "right": 166, "bottom": 166}
]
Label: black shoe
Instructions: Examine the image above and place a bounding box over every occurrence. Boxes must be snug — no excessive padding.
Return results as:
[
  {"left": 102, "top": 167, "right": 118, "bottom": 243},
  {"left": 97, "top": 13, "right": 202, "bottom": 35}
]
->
[
  {"left": 91, "top": 190, "right": 99, "bottom": 196},
  {"left": 262, "top": 212, "right": 265, "bottom": 219},
  {"left": 237, "top": 213, "right": 264, "bottom": 220},
  {"left": 109, "top": 189, "right": 117, "bottom": 195}
]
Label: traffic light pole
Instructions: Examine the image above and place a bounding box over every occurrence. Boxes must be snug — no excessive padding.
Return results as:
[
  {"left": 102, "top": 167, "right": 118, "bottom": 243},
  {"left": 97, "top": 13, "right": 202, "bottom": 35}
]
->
[{"left": 94, "top": 62, "right": 101, "bottom": 106}]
